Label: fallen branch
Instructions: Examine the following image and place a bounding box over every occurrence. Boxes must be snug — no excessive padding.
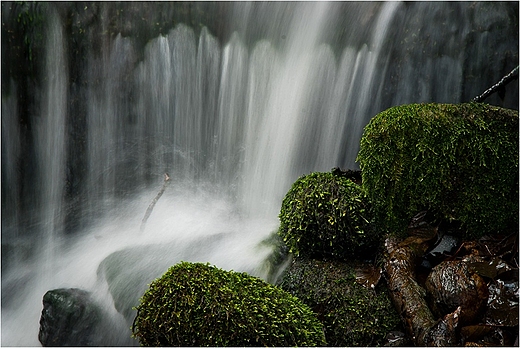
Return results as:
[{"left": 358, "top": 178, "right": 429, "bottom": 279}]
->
[
  {"left": 385, "top": 237, "right": 462, "bottom": 346},
  {"left": 472, "top": 66, "right": 519, "bottom": 102},
  {"left": 140, "top": 173, "right": 171, "bottom": 233}
]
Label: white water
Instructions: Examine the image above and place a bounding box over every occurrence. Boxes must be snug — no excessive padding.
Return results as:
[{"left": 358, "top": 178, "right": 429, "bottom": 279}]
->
[
  {"left": 3, "top": 1, "right": 514, "bottom": 346},
  {"left": 2, "top": 185, "right": 278, "bottom": 346}
]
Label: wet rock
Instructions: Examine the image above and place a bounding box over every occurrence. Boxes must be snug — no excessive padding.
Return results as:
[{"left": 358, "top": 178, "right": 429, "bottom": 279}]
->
[
  {"left": 38, "top": 288, "right": 133, "bottom": 346},
  {"left": 425, "top": 260, "right": 489, "bottom": 324},
  {"left": 38, "top": 288, "right": 101, "bottom": 346}
]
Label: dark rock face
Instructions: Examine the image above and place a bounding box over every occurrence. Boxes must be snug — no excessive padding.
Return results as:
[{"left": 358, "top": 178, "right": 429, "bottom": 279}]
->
[{"left": 38, "top": 288, "right": 101, "bottom": 346}]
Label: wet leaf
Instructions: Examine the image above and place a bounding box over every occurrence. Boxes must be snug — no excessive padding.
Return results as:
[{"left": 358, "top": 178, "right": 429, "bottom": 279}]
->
[
  {"left": 468, "top": 257, "right": 513, "bottom": 280},
  {"left": 384, "top": 330, "right": 408, "bottom": 347},
  {"left": 485, "top": 279, "right": 519, "bottom": 327},
  {"left": 459, "top": 240, "right": 482, "bottom": 257},
  {"left": 407, "top": 211, "right": 438, "bottom": 242},
  {"left": 460, "top": 324, "right": 494, "bottom": 343},
  {"left": 423, "top": 306, "right": 461, "bottom": 346},
  {"left": 355, "top": 265, "right": 381, "bottom": 289},
  {"left": 481, "top": 233, "right": 519, "bottom": 258},
  {"left": 427, "top": 234, "right": 459, "bottom": 257},
  {"left": 496, "top": 268, "right": 519, "bottom": 282},
  {"left": 408, "top": 210, "right": 429, "bottom": 229}
]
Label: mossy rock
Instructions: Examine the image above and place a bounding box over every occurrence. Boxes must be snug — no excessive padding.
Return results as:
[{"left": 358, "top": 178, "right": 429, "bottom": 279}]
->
[
  {"left": 278, "top": 171, "right": 380, "bottom": 260},
  {"left": 277, "top": 258, "right": 402, "bottom": 346},
  {"left": 132, "top": 261, "right": 326, "bottom": 347},
  {"left": 357, "top": 102, "right": 519, "bottom": 238}
]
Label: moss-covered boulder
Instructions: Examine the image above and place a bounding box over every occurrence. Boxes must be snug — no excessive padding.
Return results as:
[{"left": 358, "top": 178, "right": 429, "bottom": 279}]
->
[
  {"left": 132, "top": 261, "right": 326, "bottom": 347},
  {"left": 277, "top": 258, "right": 402, "bottom": 346},
  {"left": 357, "top": 102, "right": 519, "bottom": 238},
  {"left": 278, "top": 171, "right": 380, "bottom": 260}
]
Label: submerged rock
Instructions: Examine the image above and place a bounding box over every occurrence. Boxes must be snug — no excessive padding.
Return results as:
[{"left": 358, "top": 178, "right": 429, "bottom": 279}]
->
[{"left": 97, "top": 233, "right": 229, "bottom": 324}]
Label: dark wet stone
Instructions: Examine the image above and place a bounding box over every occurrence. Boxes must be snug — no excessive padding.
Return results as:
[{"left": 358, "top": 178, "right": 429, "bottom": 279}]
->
[
  {"left": 38, "top": 287, "right": 134, "bottom": 346},
  {"left": 425, "top": 260, "right": 489, "bottom": 324},
  {"left": 38, "top": 288, "right": 101, "bottom": 346}
]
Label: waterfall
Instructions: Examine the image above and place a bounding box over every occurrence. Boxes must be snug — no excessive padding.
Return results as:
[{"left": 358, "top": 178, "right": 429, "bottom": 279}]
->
[
  {"left": 35, "top": 5, "right": 68, "bottom": 285},
  {"left": 239, "top": 2, "right": 402, "bottom": 217},
  {"left": 1, "top": 2, "right": 517, "bottom": 346}
]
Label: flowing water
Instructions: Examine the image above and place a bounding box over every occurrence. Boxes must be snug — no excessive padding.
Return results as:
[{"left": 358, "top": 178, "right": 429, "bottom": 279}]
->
[{"left": 1, "top": 2, "right": 517, "bottom": 346}]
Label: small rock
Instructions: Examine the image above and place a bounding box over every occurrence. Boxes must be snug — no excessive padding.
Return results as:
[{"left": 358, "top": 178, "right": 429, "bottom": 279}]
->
[
  {"left": 38, "top": 288, "right": 101, "bottom": 346},
  {"left": 38, "top": 288, "right": 132, "bottom": 346},
  {"left": 425, "top": 261, "right": 488, "bottom": 324}
]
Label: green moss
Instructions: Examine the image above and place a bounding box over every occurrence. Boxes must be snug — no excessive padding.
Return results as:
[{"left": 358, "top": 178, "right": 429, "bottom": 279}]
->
[
  {"left": 278, "top": 171, "right": 380, "bottom": 260},
  {"left": 132, "top": 261, "right": 326, "bottom": 347},
  {"left": 277, "top": 258, "right": 402, "bottom": 346},
  {"left": 357, "top": 102, "right": 519, "bottom": 238}
]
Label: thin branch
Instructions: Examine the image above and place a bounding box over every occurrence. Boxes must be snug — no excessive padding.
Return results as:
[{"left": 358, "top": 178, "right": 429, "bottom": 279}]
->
[
  {"left": 140, "top": 173, "right": 171, "bottom": 233},
  {"left": 473, "top": 66, "right": 519, "bottom": 102}
]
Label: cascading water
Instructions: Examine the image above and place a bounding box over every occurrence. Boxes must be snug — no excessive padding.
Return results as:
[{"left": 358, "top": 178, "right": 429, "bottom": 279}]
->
[
  {"left": 35, "top": 8, "right": 68, "bottom": 282},
  {"left": 1, "top": 2, "right": 518, "bottom": 346}
]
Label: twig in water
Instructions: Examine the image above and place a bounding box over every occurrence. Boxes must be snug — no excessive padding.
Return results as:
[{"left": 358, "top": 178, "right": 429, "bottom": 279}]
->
[{"left": 140, "top": 173, "right": 171, "bottom": 232}]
